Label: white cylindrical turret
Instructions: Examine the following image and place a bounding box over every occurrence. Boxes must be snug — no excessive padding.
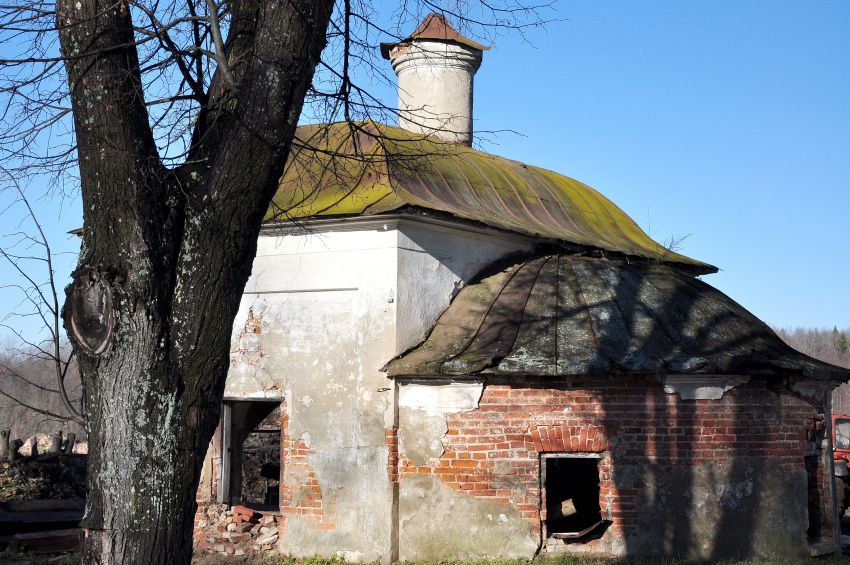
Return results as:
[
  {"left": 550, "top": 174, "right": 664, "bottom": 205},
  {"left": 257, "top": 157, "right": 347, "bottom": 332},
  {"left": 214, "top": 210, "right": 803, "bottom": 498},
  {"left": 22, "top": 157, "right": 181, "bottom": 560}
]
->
[{"left": 382, "top": 14, "right": 487, "bottom": 146}]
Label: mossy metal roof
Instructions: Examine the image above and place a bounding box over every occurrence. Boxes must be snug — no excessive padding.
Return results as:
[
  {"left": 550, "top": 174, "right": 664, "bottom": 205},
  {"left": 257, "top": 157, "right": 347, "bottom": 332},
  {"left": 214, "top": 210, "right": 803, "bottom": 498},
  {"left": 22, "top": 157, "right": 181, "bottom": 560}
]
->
[
  {"left": 272, "top": 122, "right": 715, "bottom": 273},
  {"left": 383, "top": 254, "right": 849, "bottom": 381}
]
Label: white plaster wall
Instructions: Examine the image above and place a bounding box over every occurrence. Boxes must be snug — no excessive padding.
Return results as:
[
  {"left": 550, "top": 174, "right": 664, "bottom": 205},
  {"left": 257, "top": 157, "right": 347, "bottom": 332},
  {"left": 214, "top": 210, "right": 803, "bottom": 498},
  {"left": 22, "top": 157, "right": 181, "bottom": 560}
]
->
[
  {"left": 396, "top": 219, "right": 534, "bottom": 353},
  {"left": 225, "top": 222, "right": 399, "bottom": 561},
  {"left": 219, "top": 215, "right": 535, "bottom": 561}
]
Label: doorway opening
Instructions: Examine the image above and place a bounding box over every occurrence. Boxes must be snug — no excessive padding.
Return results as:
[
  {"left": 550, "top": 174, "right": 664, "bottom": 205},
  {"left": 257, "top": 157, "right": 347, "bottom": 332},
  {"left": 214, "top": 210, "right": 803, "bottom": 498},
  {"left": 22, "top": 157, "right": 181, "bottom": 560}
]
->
[
  {"left": 805, "top": 454, "right": 821, "bottom": 541},
  {"left": 220, "top": 400, "right": 282, "bottom": 511}
]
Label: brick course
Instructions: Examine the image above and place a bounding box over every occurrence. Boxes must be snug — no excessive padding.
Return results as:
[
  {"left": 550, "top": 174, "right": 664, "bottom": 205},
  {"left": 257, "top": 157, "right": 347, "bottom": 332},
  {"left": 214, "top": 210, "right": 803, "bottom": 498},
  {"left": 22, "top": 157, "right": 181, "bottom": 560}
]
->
[
  {"left": 279, "top": 410, "right": 336, "bottom": 532},
  {"left": 396, "top": 376, "right": 832, "bottom": 556}
]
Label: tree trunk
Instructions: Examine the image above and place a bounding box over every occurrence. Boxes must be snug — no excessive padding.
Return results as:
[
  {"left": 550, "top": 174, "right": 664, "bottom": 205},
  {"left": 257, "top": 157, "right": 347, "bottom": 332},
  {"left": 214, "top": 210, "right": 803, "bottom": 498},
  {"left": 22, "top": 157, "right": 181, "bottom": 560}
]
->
[
  {"left": 79, "top": 342, "right": 219, "bottom": 563},
  {"left": 54, "top": 0, "right": 335, "bottom": 563},
  {"left": 48, "top": 431, "right": 62, "bottom": 455},
  {"left": 9, "top": 438, "right": 23, "bottom": 463},
  {"left": 0, "top": 428, "right": 9, "bottom": 461},
  {"left": 63, "top": 433, "right": 76, "bottom": 454}
]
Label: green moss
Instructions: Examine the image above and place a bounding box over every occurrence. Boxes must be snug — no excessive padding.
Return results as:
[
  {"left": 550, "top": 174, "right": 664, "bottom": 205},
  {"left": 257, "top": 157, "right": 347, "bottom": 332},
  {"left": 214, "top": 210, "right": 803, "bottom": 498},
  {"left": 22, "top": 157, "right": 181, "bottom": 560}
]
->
[{"left": 270, "top": 122, "right": 715, "bottom": 273}]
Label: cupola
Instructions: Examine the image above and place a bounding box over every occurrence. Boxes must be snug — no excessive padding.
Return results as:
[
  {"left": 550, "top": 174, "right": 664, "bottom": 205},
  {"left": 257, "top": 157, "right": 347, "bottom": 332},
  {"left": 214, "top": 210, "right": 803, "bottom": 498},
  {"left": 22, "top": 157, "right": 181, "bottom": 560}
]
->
[{"left": 381, "top": 13, "right": 489, "bottom": 145}]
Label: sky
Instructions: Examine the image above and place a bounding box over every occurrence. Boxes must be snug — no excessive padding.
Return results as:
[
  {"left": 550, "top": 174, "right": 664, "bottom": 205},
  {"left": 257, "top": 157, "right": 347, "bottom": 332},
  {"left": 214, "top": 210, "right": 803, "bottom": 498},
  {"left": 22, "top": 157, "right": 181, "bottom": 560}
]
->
[
  {"left": 465, "top": 1, "right": 850, "bottom": 329},
  {"left": 1, "top": 0, "right": 848, "bottom": 344}
]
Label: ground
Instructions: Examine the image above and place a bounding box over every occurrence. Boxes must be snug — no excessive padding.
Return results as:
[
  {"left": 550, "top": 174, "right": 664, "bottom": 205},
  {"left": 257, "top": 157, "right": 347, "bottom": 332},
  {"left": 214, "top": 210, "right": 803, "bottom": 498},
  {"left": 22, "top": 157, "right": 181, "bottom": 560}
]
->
[
  {"left": 0, "top": 457, "right": 86, "bottom": 502},
  {"left": 3, "top": 553, "right": 850, "bottom": 565}
]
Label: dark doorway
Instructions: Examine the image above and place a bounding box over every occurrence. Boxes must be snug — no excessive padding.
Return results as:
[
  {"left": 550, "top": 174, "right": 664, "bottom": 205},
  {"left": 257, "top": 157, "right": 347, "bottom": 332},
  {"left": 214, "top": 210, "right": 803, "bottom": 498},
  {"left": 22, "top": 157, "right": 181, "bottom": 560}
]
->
[
  {"left": 543, "top": 455, "right": 602, "bottom": 538},
  {"left": 804, "top": 454, "right": 821, "bottom": 541},
  {"left": 221, "top": 400, "right": 281, "bottom": 511}
]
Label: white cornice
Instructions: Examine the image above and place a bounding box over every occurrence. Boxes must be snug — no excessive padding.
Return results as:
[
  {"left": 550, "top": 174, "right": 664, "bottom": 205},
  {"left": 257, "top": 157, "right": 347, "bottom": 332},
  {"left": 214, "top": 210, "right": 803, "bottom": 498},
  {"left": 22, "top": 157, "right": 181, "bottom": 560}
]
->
[{"left": 261, "top": 213, "right": 543, "bottom": 245}]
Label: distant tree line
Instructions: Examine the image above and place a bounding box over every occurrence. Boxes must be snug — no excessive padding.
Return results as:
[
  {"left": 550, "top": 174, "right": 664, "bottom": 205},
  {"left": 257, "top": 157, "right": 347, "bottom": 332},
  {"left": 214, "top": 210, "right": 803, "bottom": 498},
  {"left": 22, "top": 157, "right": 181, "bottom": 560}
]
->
[
  {"left": 773, "top": 326, "right": 850, "bottom": 414},
  {"left": 773, "top": 326, "right": 850, "bottom": 369},
  {"left": 0, "top": 343, "right": 84, "bottom": 441}
]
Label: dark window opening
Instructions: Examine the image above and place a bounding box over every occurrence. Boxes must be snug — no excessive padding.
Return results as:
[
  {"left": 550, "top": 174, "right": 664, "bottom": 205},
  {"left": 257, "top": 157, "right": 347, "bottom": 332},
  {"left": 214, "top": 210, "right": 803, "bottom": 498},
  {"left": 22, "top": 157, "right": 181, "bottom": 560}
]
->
[
  {"left": 805, "top": 454, "right": 821, "bottom": 542},
  {"left": 221, "top": 400, "right": 281, "bottom": 512},
  {"left": 544, "top": 456, "right": 603, "bottom": 540}
]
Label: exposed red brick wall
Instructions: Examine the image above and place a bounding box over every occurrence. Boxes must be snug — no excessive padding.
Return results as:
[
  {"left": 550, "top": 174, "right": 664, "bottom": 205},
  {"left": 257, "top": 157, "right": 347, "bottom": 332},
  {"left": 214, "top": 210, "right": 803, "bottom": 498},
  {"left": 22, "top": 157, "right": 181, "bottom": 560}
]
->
[
  {"left": 396, "top": 377, "right": 831, "bottom": 553},
  {"left": 530, "top": 424, "right": 609, "bottom": 453},
  {"left": 386, "top": 427, "right": 399, "bottom": 483},
  {"left": 279, "top": 410, "right": 336, "bottom": 532}
]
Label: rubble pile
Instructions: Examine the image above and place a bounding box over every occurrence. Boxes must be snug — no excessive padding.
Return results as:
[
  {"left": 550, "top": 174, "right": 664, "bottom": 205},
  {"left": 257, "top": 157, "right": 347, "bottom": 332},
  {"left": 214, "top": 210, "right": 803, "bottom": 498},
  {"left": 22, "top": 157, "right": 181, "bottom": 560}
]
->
[
  {"left": 0, "top": 455, "right": 86, "bottom": 502},
  {"left": 194, "top": 503, "right": 282, "bottom": 556}
]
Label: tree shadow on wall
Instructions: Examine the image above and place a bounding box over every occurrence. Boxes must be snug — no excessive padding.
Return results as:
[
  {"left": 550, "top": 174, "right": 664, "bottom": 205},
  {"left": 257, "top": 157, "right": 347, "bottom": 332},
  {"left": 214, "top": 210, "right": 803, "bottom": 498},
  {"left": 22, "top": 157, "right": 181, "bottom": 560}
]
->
[{"left": 576, "top": 260, "right": 805, "bottom": 561}]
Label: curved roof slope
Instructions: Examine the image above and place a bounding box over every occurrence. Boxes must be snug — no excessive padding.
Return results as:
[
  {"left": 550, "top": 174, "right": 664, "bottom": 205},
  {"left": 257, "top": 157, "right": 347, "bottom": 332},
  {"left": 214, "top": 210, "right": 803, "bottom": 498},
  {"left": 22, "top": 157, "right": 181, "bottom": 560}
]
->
[
  {"left": 271, "top": 122, "right": 716, "bottom": 274},
  {"left": 384, "top": 254, "right": 848, "bottom": 381}
]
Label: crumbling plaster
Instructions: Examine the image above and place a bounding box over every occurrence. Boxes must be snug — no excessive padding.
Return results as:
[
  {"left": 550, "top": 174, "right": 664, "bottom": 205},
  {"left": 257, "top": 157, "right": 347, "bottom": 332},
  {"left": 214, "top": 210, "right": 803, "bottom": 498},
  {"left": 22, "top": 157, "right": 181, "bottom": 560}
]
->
[
  {"left": 213, "top": 216, "right": 533, "bottom": 561},
  {"left": 396, "top": 381, "right": 538, "bottom": 560}
]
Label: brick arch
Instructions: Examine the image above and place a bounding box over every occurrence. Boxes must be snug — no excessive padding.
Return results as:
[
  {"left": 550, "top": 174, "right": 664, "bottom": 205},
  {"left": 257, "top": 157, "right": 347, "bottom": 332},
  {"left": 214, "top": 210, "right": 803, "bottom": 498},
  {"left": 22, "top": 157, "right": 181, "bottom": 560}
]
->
[{"left": 530, "top": 425, "right": 609, "bottom": 453}]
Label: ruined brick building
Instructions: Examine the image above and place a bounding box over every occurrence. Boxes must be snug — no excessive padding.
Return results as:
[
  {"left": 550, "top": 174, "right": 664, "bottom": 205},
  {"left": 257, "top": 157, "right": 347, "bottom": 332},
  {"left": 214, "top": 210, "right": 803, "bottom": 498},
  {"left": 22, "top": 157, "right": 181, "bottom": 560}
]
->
[{"left": 193, "top": 13, "right": 850, "bottom": 561}]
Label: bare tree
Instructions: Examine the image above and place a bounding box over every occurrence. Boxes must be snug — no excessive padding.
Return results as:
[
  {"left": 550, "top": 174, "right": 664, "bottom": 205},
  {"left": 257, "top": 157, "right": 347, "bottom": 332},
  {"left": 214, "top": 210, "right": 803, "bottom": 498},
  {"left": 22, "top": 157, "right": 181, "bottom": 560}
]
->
[
  {"left": 0, "top": 342, "right": 83, "bottom": 439},
  {"left": 0, "top": 1, "right": 550, "bottom": 563},
  {"left": 0, "top": 171, "right": 83, "bottom": 439},
  {"left": 774, "top": 326, "right": 850, "bottom": 370}
]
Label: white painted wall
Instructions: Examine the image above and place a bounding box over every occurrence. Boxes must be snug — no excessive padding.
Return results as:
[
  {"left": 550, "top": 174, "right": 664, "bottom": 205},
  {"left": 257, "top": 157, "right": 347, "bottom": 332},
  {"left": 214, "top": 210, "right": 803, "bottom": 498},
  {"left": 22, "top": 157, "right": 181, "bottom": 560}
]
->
[
  {"left": 217, "top": 215, "right": 534, "bottom": 561},
  {"left": 396, "top": 218, "right": 534, "bottom": 353},
  {"left": 388, "top": 40, "right": 482, "bottom": 145}
]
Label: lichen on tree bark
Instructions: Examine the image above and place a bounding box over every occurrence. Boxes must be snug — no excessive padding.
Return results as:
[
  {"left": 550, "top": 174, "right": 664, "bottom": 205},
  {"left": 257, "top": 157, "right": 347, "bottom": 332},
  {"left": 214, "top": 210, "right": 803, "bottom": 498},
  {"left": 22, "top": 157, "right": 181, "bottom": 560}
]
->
[{"left": 53, "top": 0, "right": 335, "bottom": 563}]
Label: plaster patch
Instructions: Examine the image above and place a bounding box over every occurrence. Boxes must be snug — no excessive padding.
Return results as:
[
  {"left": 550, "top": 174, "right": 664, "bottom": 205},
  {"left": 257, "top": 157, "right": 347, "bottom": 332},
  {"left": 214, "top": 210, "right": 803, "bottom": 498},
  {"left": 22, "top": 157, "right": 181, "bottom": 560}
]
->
[
  {"left": 399, "top": 409, "right": 448, "bottom": 466},
  {"left": 663, "top": 375, "right": 749, "bottom": 400},
  {"left": 791, "top": 379, "right": 833, "bottom": 402},
  {"left": 398, "top": 382, "right": 483, "bottom": 415},
  {"left": 399, "top": 475, "right": 537, "bottom": 560}
]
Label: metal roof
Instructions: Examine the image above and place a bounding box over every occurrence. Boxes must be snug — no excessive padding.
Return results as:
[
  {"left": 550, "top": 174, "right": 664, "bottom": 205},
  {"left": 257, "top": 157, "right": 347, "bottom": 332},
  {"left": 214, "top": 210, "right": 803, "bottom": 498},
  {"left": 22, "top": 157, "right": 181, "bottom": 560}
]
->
[
  {"left": 272, "top": 122, "right": 716, "bottom": 273},
  {"left": 383, "top": 254, "right": 849, "bottom": 381},
  {"left": 380, "top": 12, "right": 490, "bottom": 59}
]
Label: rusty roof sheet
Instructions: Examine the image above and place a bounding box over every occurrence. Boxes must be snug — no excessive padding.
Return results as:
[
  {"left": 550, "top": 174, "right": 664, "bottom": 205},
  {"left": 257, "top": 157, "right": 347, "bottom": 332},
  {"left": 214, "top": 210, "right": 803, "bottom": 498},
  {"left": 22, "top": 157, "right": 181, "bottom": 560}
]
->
[
  {"left": 383, "top": 254, "right": 849, "bottom": 381},
  {"left": 380, "top": 12, "right": 490, "bottom": 59},
  {"left": 272, "top": 122, "right": 716, "bottom": 273}
]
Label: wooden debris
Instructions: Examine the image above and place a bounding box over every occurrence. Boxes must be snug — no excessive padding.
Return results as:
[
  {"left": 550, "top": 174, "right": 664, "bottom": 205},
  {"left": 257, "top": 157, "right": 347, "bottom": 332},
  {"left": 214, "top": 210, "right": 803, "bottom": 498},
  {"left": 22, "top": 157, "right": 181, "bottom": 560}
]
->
[{"left": 9, "top": 528, "right": 80, "bottom": 554}]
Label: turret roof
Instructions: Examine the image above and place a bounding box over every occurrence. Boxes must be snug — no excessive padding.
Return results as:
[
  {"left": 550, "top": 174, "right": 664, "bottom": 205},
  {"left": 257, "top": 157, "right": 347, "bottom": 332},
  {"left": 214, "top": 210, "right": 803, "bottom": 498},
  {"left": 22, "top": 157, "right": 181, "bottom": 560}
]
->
[{"left": 380, "top": 12, "right": 489, "bottom": 59}]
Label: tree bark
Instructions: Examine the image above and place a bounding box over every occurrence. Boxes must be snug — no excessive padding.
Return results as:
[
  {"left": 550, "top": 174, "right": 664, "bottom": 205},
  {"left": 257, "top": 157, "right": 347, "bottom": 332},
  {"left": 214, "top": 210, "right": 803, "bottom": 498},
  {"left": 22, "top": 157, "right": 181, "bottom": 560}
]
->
[
  {"left": 0, "top": 428, "right": 9, "bottom": 461},
  {"left": 54, "top": 1, "right": 334, "bottom": 563},
  {"left": 9, "top": 438, "right": 23, "bottom": 463},
  {"left": 63, "top": 432, "right": 76, "bottom": 455},
  {"left": 48, "top": 430, "right": 62, "bottom": 455}
]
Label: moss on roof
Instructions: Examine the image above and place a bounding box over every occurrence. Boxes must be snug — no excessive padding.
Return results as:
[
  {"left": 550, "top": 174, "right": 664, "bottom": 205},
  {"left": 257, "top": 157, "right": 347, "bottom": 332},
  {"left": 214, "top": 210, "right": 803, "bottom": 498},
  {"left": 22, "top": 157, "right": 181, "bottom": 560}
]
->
[
  {"left": 384, "top": 254, "right": 850, "bottom": 381},
  {"left": 271, "top": 122, "right": 716, "bottom": 273}
]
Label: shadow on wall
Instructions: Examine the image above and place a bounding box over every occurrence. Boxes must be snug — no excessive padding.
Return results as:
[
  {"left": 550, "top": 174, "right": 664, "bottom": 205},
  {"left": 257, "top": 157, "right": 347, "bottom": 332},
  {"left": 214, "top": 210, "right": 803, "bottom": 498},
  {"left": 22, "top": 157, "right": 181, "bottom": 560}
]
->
[
  {"left": 585, "top": 266, "right": 813, "bottom": 560},
  {"left": 388, "top": 252, "right": 841, "bottom": 560}
]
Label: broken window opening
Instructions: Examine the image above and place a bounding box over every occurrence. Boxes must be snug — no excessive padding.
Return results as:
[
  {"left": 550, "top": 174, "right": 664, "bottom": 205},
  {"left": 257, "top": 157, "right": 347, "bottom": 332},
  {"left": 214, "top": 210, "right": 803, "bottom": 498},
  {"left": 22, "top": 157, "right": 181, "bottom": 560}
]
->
[
  {"left": 219, "top": 400, "right": 282, "bottom": 512},
  {"left": 542, "top": 454, "right": 604, "bottom": 541}
]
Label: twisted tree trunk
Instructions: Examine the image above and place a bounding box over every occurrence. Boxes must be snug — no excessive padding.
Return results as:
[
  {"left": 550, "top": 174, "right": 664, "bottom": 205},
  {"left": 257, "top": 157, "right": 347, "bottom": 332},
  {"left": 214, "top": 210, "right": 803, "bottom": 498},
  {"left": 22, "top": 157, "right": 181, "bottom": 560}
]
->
[{"left": 54, "top": 1, "right": 334, "bottom": 563}]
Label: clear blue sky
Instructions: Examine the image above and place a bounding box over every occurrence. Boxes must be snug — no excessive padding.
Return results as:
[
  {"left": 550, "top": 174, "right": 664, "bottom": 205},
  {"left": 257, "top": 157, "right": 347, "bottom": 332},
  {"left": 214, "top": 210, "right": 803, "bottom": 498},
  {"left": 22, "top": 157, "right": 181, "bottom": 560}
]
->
[
  {"left": 466, "top": 1, "right": 850, "bottom": 329},
  {"left": 1, "top": 0, "right": 848, "bottom": 344}
]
